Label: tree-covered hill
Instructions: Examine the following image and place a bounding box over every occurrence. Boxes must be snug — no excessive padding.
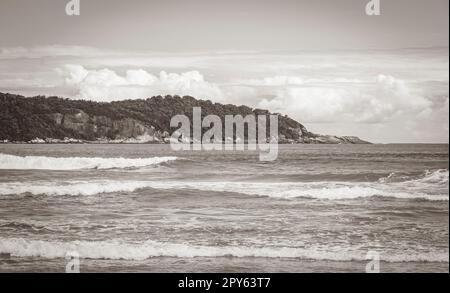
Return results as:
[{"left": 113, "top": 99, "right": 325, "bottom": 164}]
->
[{"left": 0, "top": 92, "right": 369, "bottom": 144}]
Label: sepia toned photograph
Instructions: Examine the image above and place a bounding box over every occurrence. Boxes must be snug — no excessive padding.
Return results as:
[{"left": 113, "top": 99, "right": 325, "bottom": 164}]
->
[{"left": 0, "top": 0, "right": 448, "bottom": 276}]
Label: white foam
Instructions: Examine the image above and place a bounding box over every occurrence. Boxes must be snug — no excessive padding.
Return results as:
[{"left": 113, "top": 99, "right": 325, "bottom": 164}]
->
[
  {"left": 416, "top": 169, "right": 449, "bottom": 185},
  {"left": 176, "top": 182, "right": 448, "bottom": 201},
  {"left": 0, "top": 153, "right": 177, "bottom": 170},
  {"left": 379, "top": 169, "right": 449, "bottom": 185},
  {"left": 0, "top": 179, "right": 447, "bottom": 201},
  {"left": 0, "top": 181, "right": 153, "bottom": 196},
  {"left": 0, "top": 238, "right": 447, "bottom": 263}
]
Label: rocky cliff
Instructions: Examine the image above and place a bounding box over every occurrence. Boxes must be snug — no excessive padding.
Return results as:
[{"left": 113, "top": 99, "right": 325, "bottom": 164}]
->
[{"left": 0, "top": 93, "right": 370, "bottom": 144}]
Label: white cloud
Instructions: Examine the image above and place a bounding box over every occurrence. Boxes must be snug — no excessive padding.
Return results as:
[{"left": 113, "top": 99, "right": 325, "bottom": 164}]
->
[
  {"left": 257, "top": 74, "right": 433, "bottom": 124},
  {"left": 59, "top": 65, "right": 224, "bottom": 102}
]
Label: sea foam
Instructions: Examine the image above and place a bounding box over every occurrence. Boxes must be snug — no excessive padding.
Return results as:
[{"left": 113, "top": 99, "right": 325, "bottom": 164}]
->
[
  {"left": 0, "top": 174, "right": 447, "bottom": 201},
  {"left": 0, "top": 153, "right": 177, "bottom": 170},
  {"left": 0, "top": 238, "right": 447, "bottom": 263}
]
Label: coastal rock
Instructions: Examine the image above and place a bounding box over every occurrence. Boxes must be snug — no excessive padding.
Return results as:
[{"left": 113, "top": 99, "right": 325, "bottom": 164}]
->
[{"left": 0, "top": 92, "right": 370, "bottom": 144}]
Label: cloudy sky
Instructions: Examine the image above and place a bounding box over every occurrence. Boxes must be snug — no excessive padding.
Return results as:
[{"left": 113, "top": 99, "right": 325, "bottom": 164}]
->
[{"left": 0, "top": 0, "right": 448, "bottom": 143}]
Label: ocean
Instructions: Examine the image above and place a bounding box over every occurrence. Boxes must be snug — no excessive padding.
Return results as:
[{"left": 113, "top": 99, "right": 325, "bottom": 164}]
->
[{"left": 0, "top": 144, "right": 448, "bottom": 273}]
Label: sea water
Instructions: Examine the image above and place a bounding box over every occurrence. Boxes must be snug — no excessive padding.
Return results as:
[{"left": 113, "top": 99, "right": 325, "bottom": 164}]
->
[{"left": 0, "top": 144, "right": 448, "bottom": 272}]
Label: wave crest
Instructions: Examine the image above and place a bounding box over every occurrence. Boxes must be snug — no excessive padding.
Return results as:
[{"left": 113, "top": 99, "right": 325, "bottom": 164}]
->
[
  {"left": 0, "top": 179, "right": 447, "bottom": 201},
  {"left": 378, "top": 169, "right": 448, "bottom": 185},
  {"left": 0, "top": 181, "right": 154, "bottom": 196},
  {"left": 0, "top": 238, "right": 447, "bottom": 263},
  {"left": 0, "top": 153, "right": 177, "bottom": 170}
]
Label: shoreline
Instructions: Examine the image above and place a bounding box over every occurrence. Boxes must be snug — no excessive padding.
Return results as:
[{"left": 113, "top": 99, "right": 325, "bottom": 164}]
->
[
  {"left": 1, "top": 142, "right": 449, "bottom": 145},
  {"left": 0, "top": 139, "right": 373, "bottom": 145}
]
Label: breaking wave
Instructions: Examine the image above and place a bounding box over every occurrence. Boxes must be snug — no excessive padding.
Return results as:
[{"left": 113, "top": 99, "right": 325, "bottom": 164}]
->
[
  {"left": 0, "top": 181, "right": 155, "bottom": 197},
  {"left": 0, "top": 153, "right": 178, "bottom": 170},
  {"left": 0, "top": 173, "right": 447, "bottom": 201},
  {"left": 378, "top": 169, "right": 448, "bottom": 185},
  {"left": 164, "top": 181, "right": 448, "bottom": 201},
  {"left": 0, "top": 238, "right": 447, "bottom": 263}
]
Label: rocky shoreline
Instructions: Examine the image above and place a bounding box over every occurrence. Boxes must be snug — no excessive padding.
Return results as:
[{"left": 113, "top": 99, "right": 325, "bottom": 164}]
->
[
  {"left": 0, "top": 135, "right": 371, "bottom": 145},
  {"left": 0, "top": 93, "right": 371, "bottom": 145}
]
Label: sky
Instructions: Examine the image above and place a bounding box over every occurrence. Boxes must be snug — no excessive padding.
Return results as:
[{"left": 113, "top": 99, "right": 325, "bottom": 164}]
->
[{"left": 0, "top": 0, "right": 448, "bottom": 143}]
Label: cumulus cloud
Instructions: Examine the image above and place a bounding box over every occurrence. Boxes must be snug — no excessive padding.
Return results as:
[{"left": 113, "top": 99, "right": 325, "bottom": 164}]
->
[
  {"left": 59, "top": 65, "right": 224, "bottom": 102},
  {"left": 257, "top": 74, "right": 434, "bottom": 124}
]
